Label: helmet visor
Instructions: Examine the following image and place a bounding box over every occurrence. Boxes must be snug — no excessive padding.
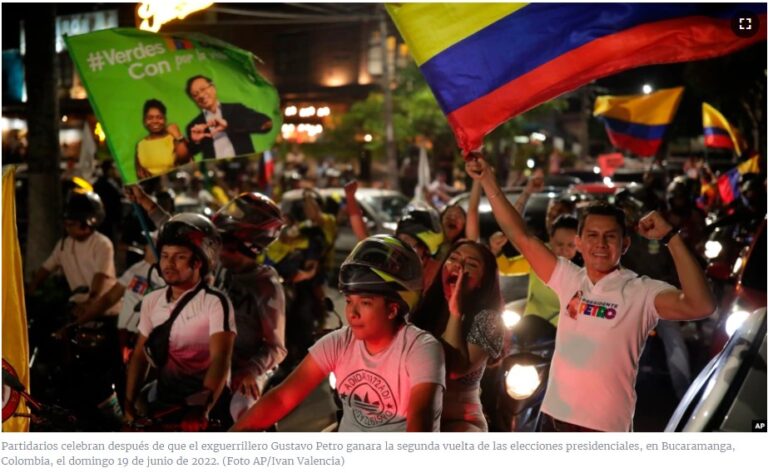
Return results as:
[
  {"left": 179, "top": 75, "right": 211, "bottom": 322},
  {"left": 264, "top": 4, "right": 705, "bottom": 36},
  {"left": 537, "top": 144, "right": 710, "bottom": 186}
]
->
[{"left": 340, "top": 236, "right": 422, "bottom": 293}]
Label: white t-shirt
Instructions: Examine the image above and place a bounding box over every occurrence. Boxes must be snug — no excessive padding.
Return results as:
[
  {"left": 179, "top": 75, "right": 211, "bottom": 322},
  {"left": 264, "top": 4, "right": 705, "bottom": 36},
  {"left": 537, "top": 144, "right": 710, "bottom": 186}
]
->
[
  {"left": 116, "top": 261, "right": 165, "bottom": 332},
  {"left": 309, "top": 324, "right": 445, "bottom": 432},
  {"left": 42, "top": 231, "right": 118, "bottom": 311},
  {"left": 541, "top": 257, "right": 675, "bottom": 432},
  {"left": 138, "top": 283, "right": 236, "bottom": 403}
]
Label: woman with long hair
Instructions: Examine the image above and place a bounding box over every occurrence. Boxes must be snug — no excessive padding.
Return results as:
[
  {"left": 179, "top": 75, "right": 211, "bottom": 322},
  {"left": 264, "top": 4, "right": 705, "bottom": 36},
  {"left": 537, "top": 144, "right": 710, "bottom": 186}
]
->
[{"left": 411, "top": 239, "right": 504, "bottom": 431}]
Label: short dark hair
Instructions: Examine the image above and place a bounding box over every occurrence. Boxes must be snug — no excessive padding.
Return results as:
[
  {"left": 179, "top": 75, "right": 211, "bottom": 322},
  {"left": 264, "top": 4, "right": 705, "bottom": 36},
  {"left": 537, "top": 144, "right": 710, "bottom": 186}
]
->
[
  {"left": 550, "top": 214, "right": 578, "bottom": 237},
  {"left": 577, "top": 202, "right": 627, "bottom": 237},
  {"left": 185, "top": 75, "right": 213, "bottom": 96},
  {"left": 143, "top": 99, "right": 166, "bottom": 116}
]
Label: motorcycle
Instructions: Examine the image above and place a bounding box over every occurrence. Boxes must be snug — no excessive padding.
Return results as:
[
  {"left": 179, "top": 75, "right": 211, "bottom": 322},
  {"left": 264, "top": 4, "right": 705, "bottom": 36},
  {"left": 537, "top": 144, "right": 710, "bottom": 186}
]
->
[
  {"left": 481, "top": 301, "right": 556, "bottom": 432},
  {"left": 123, "top": 390, "right": 226, "bottom": 432},
  {"left": 26, "top": 283, "right": 123, "bottom": 431}
]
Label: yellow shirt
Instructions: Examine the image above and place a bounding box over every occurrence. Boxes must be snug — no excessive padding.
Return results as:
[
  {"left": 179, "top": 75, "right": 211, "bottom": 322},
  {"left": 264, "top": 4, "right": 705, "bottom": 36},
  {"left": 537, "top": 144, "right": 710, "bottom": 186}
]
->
[
  {"left": 136, "top": 134, "right": 175, "bottom": 176},
  {"left": 497, "top": 254, "right": 560, "bottom": 326}
]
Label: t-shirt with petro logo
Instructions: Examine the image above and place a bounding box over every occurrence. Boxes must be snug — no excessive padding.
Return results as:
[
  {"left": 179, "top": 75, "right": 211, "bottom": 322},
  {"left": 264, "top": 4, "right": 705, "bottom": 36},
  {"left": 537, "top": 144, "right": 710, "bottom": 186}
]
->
[{"left": 541, "top": 257, "right": 675, "bottom": 432}]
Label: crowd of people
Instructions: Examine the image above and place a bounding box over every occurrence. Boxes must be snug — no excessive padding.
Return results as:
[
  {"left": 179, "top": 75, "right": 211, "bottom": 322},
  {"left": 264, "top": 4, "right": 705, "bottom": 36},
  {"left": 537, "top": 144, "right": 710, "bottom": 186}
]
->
[{"left": 24, "top": 145, "right": 766, "bottom": 432}]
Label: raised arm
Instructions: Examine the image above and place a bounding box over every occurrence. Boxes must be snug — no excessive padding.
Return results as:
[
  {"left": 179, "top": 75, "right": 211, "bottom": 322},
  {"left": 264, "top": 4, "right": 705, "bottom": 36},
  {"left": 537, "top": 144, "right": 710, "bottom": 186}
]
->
[
  {"left": 639, "top": 211, "right": 716, "bottom": 320},
  {"left": 465, "top": 155, "right": 558, "bottom": 282},
  {"left": 230, "top": 354, "right": 328, "bottom": 431},
  {"left": 514, "top": 168, "right": 544, "bottom": 214},
  {"left": 465, "top": 179, "right": 482, "bottom": 242},
  {"left": 441, "top": 268, "right": 489, "bottom": 378},
  {"left": 126, "top": 185, "right": 171, "bottom": 228},
  {"left": 344, "top": 180, "right": 369, "bottom": 240}
]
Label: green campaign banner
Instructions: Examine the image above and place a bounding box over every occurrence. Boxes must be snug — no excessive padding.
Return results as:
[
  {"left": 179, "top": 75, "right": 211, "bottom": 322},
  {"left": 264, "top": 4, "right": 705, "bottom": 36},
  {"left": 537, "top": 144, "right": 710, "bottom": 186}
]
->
[{"left": 65, "top": 28, "right": 281, "bottom": 184}]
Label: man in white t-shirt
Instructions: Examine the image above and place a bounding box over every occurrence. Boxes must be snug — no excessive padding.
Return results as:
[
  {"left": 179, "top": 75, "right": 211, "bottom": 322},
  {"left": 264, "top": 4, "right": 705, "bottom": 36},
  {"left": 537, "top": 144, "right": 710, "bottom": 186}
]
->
[
  {"left": 28, "top": 191, "right": 117, "bottom": 312},
  {"left": 468, "top": 156, "right": 715, "bottom": 432},
  {"left": 124, "top": 213, "right": 236, "bottom": 432}
]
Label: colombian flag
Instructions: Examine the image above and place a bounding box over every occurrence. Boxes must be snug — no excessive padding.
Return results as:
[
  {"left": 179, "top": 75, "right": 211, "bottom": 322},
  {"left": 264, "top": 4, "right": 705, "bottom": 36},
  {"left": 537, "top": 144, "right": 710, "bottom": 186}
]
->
[
  {"left": 387, "top": 3, "right": 767, "bottom": 153},
  {"left": 593, "top": 87, "right": 684, "bottom": 157},
  {"left": 702, "top": 103, "right": 749, "bottom": 156},
  {"left": 717, "top": 153, "right": 762, "bottom": 205}
]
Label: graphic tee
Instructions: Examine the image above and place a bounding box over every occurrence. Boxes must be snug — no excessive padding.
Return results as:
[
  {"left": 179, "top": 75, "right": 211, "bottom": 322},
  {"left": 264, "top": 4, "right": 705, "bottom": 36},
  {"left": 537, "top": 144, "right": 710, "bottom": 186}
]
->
[
  {"left": 541, "top": 257, "right": 674, "bottom": 431},
  {"left": 309, "top": 324, "right": 445, "bottom": 432}
]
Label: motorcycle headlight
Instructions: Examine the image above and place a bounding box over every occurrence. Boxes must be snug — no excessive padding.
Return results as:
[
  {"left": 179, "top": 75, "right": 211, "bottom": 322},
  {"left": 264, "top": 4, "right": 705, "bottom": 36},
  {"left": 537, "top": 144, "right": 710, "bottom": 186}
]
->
[
  {"left": 704, "top": 241, "right": 723, "bottom": 259},
  {"left": 504, "top": 364, "right": 541, "bottom": 400},
  {"left": 502, "top": 309, "right": 521, "bottom": 329},
  {"left": 725, "top": 310, "right": 750, "bottom": 337}
]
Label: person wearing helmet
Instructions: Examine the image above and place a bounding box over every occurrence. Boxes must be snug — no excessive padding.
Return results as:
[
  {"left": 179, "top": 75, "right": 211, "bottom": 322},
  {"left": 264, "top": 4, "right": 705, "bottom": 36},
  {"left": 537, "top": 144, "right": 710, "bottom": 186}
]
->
[
  {"left": 124, "top": 213, "right": 236, "bottom": 432},
  {"left": 396, "top": 203, "right": 445, "bottom": 290},
  {"left": 344, "top": 182, "right": 444, "bottom": 290},
  {"left": 232, "top": 235, "right": 446, "bottom": 432},
  {"left": 663, "top": 176, "right": 706, "bottom": 249},
  {"left": 262, "top": 197, "right": 327, "bottom": 369},
  {"left": 211, "top": 193, "right": 288, "bottom": 422},
  {"left": 28, "top": 191, "right": 118, "bottom": 311},
  {"left": 410, "top": 240, "right": 504, "bottom": 431}
]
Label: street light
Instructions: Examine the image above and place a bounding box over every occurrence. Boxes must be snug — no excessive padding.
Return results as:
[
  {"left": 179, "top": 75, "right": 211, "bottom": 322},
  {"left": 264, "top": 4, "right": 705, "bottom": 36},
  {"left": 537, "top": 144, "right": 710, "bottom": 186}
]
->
[{"left": 642, "top": 84, "right": 653, "bottom": 95}]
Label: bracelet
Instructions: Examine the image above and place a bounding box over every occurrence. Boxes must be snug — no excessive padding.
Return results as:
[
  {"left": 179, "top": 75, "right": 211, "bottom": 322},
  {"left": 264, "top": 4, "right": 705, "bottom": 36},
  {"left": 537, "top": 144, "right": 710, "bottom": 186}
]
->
[
  {"left": 173, "top": 136, "right": 186, "bottom": 143},
  {"left": 487, "top": 190, "right": 503, "bottom": 200},
  {"left": 660, "top": 226, "right": 680, "bottom": 245}
]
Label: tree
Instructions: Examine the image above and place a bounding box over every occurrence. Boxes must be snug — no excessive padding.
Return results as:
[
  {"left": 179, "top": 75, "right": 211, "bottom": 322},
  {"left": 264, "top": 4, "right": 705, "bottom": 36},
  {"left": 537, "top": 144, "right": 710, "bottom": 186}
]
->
[{"left": 23, "top": 5, "right": 62, "bottom": 277}]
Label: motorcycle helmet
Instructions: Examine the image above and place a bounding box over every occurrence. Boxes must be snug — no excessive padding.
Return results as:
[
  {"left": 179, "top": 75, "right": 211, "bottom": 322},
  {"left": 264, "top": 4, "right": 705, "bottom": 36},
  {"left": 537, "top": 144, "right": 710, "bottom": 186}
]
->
[
  {"left": 339, "top": 234, "right": 423, "bottom": 314},
  {"left": 212, "top": 192, "right": 283, "bottom": 257},
  {"left": 396, "top": 204, "right": 444, "bottom": 257},
  {"left": 666, "top": 176, "right": 696, "bottom": 209},
  {"left": 157, "top": 213, "right": 221, "bottom": 276},
  {"left": 63, "top": 190, "right": 105, "bottom": 228}
]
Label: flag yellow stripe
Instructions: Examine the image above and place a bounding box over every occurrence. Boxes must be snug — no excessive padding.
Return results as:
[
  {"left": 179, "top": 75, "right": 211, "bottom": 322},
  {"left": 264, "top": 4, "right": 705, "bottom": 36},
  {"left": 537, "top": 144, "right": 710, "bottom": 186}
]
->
[
  {"left": 703, "top": 103, "right": 746, "bottom": 156},
  {"left": 702, "top": 102, "right": 731, "bottom": 128},
  {"left": 2, "top": 166, "right": 30, "bottom": 432},
  {"left": 386, "top": 3, "right": 526, "bottom": 66},
  {"left": 593, "top": 87, "right": 684, "bottom": 125}
]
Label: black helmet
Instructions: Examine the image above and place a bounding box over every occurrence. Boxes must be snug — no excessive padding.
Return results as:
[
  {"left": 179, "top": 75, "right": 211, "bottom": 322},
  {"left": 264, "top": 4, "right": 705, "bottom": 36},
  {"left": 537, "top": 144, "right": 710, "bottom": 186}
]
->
[
  {"left": 396, "top": 204, "right": 443, "bottom": 256},
  {"left": 63, "top": 191, "right": 105, "bottom": 228},
  {"left": 666, "top": 176, "right": 696, "bottom": 208},
  {"left": 212, "top": 192, "right": 283, "bottom": 256},
  {"left": 339, "top": 235, "right": 423, "bottom": 313},
  {"left": 157, "top": 213, "right": 221, "bottom": 275}
]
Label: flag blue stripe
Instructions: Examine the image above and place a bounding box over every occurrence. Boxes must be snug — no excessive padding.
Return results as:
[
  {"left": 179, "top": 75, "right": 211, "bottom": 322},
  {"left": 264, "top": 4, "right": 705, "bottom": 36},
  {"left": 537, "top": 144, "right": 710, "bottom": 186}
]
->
[
  {"left": 601, "top": 116, "right": 668, "bottom": 140},
  {"left": 704, "top": 126, "right": 732, "bottom": 137}
]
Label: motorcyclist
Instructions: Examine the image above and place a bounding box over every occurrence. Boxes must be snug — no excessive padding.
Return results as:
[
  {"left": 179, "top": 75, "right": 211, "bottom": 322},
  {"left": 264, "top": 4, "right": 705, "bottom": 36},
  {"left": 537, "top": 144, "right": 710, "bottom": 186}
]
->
[
  {"left": 395, "top": 203, "right": 445, "bottom": 290},
  {"left": 232, "top": 235, "right": 445, "bottom": 432},
  {"left": 28, "top": 191, "right": 118, "bottom": 311},
  {"left": 211, "top": 192, "right": 288, "bottom": 421},
  {"left": 261, "top": 199, "right": 326, "bottom": 369},
  {"left": 124, "top": 213, "right": 236, "bottom": 432}
]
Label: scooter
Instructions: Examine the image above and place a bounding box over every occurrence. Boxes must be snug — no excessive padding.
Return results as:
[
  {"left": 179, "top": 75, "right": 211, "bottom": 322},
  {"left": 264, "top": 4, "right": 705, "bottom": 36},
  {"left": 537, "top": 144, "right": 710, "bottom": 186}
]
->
[{"left": 481, "top": 301, "right": 556, "bottom": 432}]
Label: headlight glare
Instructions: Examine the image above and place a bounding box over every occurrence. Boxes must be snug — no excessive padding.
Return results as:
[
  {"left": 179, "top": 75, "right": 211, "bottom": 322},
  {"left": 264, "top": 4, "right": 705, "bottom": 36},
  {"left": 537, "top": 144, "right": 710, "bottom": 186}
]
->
[
  {"left": 504, "top": 364, "right": 541, "bottom": 400},
  {"left": 704, "top": 241, "right": 723, "bottom": 259}
]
